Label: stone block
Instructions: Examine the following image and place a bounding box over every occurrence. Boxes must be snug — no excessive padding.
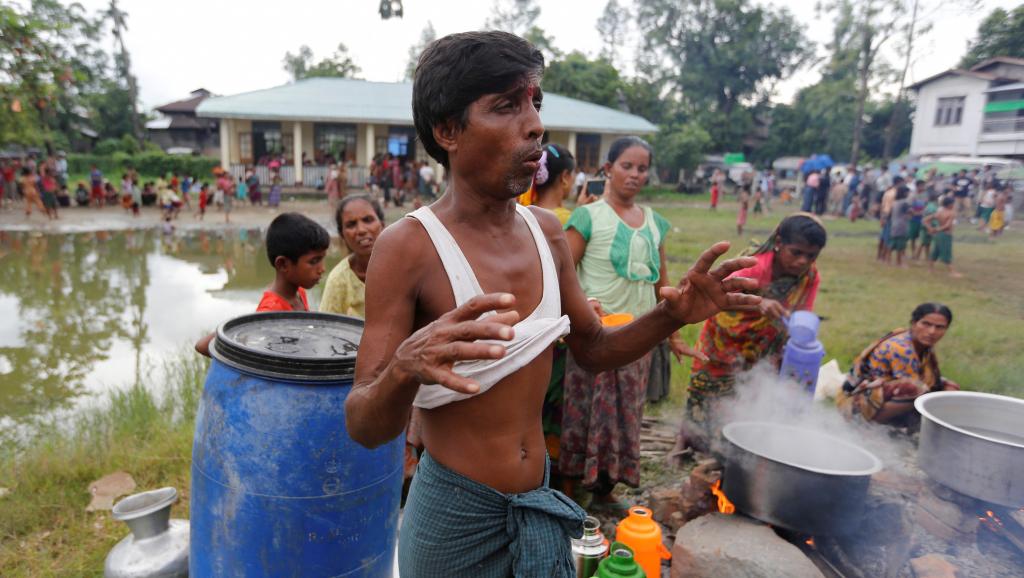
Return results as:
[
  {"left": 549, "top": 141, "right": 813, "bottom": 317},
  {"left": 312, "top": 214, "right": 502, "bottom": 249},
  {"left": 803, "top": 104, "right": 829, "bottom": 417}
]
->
[
  {"left": 916, "top": 491, "right": 979, "bottom": 532},
  {"left": 650, "top": 487, "right": 682, "bottom": 524},
  {"left": 667, "top": 511, "right": 686, "bottom": 532},
  {"left": 670, "top": 514, "right": 824, "bottom": 578},
  {"left": 871, "top": 470, "right": 924, "bottom": 497},
  {"left": 909, "top": 554, "right": 958, "bottom": 578},
  {"left": 913, "top": 504, "right": 976, "bottom": 545}
]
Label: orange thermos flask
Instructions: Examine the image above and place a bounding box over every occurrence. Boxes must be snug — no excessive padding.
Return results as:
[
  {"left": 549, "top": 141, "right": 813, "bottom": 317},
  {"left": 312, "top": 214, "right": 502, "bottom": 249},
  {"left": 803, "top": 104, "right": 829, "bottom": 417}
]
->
[{"left": 614, "top": 506, "right": 671, "bottom": 578}]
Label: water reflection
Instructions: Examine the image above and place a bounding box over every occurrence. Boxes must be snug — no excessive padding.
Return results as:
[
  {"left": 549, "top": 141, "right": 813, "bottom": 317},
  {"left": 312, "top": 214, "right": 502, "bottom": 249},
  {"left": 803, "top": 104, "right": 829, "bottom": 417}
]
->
[{"left": 0, "top": 229, "right": 341, "bottom": 429}]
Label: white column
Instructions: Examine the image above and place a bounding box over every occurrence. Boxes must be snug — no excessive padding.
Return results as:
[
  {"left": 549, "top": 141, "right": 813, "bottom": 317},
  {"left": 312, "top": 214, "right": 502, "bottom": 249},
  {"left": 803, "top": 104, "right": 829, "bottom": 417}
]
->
[
  {"left": 363, "top": 124, "right": 376, "bottom": 166},
  {"left": 219, "top": 119, "right": 229, "bottom": 169},
  {"left": 293, "top": 121, "right": 303, "bottom": 185},
  {"left": 567, "top": 131, "right": 577, "bottom": 159}
]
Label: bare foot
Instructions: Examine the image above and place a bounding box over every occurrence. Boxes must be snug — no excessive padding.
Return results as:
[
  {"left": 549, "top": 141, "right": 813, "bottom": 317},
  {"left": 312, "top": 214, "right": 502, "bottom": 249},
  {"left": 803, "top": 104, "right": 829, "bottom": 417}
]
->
[{"left": 949, "top": 271, "right": 963, "bottom": 278}]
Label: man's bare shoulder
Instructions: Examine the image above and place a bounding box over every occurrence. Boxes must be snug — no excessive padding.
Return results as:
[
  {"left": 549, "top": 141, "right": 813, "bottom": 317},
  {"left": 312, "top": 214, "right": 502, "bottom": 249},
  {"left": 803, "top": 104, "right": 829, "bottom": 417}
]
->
[{"left": 367, "top": 215, "right": 433, "bottom": 277}]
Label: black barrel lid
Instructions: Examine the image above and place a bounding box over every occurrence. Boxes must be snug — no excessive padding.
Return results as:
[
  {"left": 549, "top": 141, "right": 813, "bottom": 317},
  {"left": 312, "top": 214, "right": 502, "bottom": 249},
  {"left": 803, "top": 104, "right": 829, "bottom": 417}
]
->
[{"left": 210, "top": 311, "right": 363, "bottom": 382}]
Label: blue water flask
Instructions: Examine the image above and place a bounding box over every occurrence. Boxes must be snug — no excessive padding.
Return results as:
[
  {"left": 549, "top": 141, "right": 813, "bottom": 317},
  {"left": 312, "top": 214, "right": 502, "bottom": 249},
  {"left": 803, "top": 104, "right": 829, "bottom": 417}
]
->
[{"left": 780, "top": 311, "right": 826, "bottom": 395}]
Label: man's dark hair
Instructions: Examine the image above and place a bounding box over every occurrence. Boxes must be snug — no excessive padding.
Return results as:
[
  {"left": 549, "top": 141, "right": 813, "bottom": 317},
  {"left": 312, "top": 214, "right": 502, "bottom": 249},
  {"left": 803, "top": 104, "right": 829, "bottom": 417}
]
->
[
  {"left": 266, "top": 212, "right": 330, "bottom": 266},
  {"left": 412, "top": 31, "right": 545, "bottom": 168}
]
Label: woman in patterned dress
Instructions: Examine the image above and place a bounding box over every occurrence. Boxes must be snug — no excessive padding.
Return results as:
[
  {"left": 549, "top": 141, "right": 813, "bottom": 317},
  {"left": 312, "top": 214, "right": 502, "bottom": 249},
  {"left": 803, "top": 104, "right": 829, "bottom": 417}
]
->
[
  {"left": 560, "top": 136, "right": 699, "bottom": 509},
  {"left": 837, "top": 303, "right": 960, "bottom": 428},
  {"left": 676, "top": 213, "right": 827, "bottom": 453}
]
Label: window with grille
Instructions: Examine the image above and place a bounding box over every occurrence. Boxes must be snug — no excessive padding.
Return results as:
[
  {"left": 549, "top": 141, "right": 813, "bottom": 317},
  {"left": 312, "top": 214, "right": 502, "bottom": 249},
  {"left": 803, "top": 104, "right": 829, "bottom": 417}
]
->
[
  {"left": 239, "top": 133, "right": 253, "bottom": 164},
  {"left": 934, "top": 97, "right": 965, "bottom": 126},
  {"left": 315, "top": 124, "right": 358, "bottom": 162}
]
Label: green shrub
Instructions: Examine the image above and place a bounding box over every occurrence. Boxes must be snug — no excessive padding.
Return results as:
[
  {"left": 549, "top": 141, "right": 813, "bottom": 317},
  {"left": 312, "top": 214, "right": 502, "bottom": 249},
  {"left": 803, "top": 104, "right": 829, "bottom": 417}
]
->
[{"left": 67, "top": 152, "right": 219, "bottom": 179}]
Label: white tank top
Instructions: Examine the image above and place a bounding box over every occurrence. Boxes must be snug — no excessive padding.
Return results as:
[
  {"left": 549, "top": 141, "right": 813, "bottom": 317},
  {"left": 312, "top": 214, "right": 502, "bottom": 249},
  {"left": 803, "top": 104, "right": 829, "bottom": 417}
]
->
[{"left": 408, "top": 204, "right": 571, "bottom": 409}]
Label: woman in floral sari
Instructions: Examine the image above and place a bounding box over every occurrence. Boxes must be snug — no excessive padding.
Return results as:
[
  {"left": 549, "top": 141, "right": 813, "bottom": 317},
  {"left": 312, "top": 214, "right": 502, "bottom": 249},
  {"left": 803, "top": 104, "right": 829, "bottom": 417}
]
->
[
  {"left": 675, "top": 213, "right": 827, "bottom": 452},
  {"left": 837, "top": 303, "right": 959, "bottom": 429}
]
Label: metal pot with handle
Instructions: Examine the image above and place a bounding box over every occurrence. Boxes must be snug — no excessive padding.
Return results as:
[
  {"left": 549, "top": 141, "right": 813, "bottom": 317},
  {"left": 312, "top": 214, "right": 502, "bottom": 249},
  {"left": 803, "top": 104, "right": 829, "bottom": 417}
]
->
[
  {"left": 915, "top": 391, "right": 1024, "bottom": 507},
  {"left": 721, "top": 421, "right": 882, "bottom": 535}
]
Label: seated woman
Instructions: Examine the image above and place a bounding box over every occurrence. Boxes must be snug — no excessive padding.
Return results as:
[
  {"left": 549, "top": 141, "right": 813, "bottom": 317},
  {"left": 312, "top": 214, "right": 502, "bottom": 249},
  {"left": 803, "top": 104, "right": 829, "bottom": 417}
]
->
[
  {"left": 837, "top": 303, "right": 959, "bottom": 428},
  {"left": 673, "top": 213, "right": 827, "bottom": 455}
]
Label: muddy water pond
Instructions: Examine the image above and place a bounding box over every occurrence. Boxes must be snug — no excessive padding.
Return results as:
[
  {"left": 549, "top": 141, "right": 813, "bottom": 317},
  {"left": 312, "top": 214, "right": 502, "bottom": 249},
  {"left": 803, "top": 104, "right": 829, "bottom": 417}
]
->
[{"left": 0, "top": 228, "right": 346, "bottom": 437}]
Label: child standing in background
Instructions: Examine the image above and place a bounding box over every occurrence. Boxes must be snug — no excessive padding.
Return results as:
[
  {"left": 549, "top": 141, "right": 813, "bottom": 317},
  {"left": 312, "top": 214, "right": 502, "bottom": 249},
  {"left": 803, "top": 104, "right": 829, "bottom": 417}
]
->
[
  {"left": 196, "top": 183, "right": 208, "bottom": 220},
  {"left": 736, "top": 184, "right": 749, "bottom": 236},
  {"left": 989, "top": 187, "right": 1007, "bottom": 238},
  {"left": 927, "top": 196, "right": 960, "bottom": 278},
  {"left": 710, "top": 180, "right": 719, "bottom": 210},
  {"left": 887, "top": 186, "right": 911, "bottom": 267},
  {"left": 236, "top": 176, "right": 248, "bottom": 202},
  {"left": 268, "top": 175, "right": 282, "bottom": 208}
]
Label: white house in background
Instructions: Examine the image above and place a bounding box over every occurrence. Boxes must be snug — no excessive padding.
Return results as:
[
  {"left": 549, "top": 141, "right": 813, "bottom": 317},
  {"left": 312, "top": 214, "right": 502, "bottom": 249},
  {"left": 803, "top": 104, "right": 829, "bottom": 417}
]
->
[
  {"left": 196, "top": 77, "right": 657, "bottom": 187},
  {"left": 909, "top": 57, "right": 1024, "bottom": 159}
]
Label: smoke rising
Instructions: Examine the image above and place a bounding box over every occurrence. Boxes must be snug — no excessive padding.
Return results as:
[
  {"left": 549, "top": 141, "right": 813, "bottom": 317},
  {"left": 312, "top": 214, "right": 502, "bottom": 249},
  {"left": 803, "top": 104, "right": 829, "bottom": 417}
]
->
[{"left": 704, "top": 362, "right": 918, "bottom": 475}]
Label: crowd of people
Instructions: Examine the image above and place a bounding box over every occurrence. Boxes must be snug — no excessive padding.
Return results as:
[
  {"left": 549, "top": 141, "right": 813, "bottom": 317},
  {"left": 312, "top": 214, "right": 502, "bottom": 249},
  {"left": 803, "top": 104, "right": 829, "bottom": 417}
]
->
[
  {"left": 0, "top": 151, "right": 297, "bottom": 226},
  {"left": 705, "top": 161, "right": 1016, "bottom": 278},
  {"left": 362, "top": 153, "right": 439, "bottom": 208}
]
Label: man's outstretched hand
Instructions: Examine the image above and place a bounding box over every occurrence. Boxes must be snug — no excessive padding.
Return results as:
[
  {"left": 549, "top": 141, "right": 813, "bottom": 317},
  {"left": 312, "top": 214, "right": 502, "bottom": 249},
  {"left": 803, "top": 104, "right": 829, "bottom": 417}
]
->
[{"left": 659, "top": 241, "right": 761, "bottom": 326}]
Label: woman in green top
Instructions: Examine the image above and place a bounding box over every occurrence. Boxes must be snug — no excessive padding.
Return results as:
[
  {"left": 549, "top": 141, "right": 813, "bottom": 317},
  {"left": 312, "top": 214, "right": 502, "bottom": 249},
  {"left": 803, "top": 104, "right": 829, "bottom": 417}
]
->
[{"left": 559, "top": 136, "right": 700, "bottom": 508}]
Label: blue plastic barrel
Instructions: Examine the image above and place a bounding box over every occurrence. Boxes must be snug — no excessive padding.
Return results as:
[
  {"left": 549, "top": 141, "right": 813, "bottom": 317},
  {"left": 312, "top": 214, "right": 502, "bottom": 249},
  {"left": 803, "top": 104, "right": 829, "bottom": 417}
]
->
[{"left": 191, "top": 312, "right": 403, "bottom": 577}]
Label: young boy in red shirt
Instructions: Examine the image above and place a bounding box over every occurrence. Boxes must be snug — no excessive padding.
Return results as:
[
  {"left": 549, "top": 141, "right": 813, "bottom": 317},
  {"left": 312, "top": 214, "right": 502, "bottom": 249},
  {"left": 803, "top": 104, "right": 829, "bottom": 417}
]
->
[
  {"left": 256, "top": 212, "right": 330, "bottom": 311},
  {"left": 195, "top": 212, "right": 330, "bottom": 355}
]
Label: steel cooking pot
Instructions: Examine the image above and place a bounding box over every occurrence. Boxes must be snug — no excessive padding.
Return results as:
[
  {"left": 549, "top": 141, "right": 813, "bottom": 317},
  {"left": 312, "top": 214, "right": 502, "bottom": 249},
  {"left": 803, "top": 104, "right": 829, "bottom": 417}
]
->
[
  {"left": 721, "top": 421, "right": 883, "bottom": 535},
  {"left": 915, "top": 391, "right": 1024, "bottom": 507}
]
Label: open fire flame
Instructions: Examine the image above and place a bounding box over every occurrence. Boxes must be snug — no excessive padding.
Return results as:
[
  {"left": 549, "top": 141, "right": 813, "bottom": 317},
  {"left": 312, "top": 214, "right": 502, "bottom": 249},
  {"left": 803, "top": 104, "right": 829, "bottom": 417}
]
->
[
  {"left": 710, "top": 480, "right": 735, "bottom": 515},
  {"left": 979, "top": 510, "right": 1003, "bottom": 527}
]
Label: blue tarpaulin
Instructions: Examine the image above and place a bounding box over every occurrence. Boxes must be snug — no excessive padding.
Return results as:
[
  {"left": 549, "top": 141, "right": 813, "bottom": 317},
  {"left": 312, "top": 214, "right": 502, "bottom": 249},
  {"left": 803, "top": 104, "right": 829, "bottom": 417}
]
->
[{"left": 801, "top": 154, "right": 835, "bottom": 173}]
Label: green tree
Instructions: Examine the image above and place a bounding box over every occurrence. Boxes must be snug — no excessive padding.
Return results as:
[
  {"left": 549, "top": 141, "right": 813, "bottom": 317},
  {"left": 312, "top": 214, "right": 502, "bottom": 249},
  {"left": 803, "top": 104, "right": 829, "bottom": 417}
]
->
[
  {"left": 596, "top": 0, "right": 630, "bottom": 67},
  {"left": 102, "top": 0, "right": 142, "bottom": 143},
  {"left": 523, "top": 26, "right": 561, "bottom": 62},
  {"left": 635, "top": 0, "right": 812, "bottom": 151},
  {"left": 282, "top": 43, "right": 361, "bottom": 81},
  {"left": 959, "top": 6, "right": 1024, "bottom": 68},
  {"left": 0, "top": 0, "right": 110, "bottom": 151},
  {"left": 484, "top": 0, "right": 540, "bottom": 35},
  {"left": 653, "top": 122, "right": 712, "bottom": 175},
  {"left": 404, "top": 21, "right": 437, "bottom": 81},
  {"left": 282, "top": 45, "right": 314, "bottom": 81},
  {"left": 542, "top": 52, "right": 624, "bottom": 108},
  {"left": 819, "top": 0, "right": 904, "bottom": 165}
]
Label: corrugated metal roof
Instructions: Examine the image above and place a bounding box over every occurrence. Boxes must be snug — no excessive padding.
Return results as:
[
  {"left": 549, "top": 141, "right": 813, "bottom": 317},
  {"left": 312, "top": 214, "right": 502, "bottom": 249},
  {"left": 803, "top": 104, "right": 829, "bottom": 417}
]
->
[
  {"left": 986, "top": 82, "right": 1024, "bottom": 93},
  {"left": 196, "top": 77, "right": 657, "bottom": 134}
]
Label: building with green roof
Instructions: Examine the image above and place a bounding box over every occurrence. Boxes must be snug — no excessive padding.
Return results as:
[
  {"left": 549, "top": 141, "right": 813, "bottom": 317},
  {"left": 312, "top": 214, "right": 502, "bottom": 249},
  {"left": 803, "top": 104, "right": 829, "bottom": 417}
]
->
[{"left": 196, "top": 77, "right": 657, "bottom": 186}]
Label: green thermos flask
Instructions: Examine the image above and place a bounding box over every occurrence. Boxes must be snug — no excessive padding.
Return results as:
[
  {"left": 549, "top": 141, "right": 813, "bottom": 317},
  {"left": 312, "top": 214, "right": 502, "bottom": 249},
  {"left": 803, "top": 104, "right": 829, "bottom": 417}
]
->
[{"left": 592, "top": 541, "right": 646, "bottom": 578}]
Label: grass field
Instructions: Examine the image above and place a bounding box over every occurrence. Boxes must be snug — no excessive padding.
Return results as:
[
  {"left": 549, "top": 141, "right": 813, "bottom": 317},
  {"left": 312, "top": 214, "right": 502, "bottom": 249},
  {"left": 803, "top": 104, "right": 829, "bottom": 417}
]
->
[
  {"left": 651, "top": 194, "right": 1024, "bottom": 406},
  {"left": 1, "top": 191, "right": 1021, "bottom": 575}
]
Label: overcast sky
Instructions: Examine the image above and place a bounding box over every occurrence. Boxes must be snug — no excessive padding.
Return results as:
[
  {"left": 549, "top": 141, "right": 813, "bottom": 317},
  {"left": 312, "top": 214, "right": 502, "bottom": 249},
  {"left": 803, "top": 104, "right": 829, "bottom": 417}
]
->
[{"left": 74, "top": 0, "right": 1020, "bottom": 112}]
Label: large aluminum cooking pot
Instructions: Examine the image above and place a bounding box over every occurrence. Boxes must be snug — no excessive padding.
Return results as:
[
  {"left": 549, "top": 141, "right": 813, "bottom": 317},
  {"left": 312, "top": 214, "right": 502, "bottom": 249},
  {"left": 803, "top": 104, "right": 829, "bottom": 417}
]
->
[
  {"left": 915, "top": 391, "right": 1024, "bottom": 507},
  {"left": 721, "top": 421, "right": 883, "bottom": 535}
]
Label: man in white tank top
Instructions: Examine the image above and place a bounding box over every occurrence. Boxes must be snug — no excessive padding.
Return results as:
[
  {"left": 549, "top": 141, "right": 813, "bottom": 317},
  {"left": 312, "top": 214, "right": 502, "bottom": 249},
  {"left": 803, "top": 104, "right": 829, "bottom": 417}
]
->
[{"left": 345, "top": 31, "right": 762, "bottom": 578}]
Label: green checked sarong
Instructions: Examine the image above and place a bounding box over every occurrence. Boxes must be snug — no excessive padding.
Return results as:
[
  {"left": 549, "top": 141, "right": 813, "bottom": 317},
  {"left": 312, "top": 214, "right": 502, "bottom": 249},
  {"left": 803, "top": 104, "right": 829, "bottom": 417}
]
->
[{"left": 398, "top": 452, "right": 586, "bottom": 577}]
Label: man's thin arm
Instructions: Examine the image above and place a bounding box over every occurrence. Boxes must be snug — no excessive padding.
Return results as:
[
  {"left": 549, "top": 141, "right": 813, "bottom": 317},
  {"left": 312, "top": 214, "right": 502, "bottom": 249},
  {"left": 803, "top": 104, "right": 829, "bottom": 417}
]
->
[{"left": 346, "top": 226, "right": 422, "bottom": 448}]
